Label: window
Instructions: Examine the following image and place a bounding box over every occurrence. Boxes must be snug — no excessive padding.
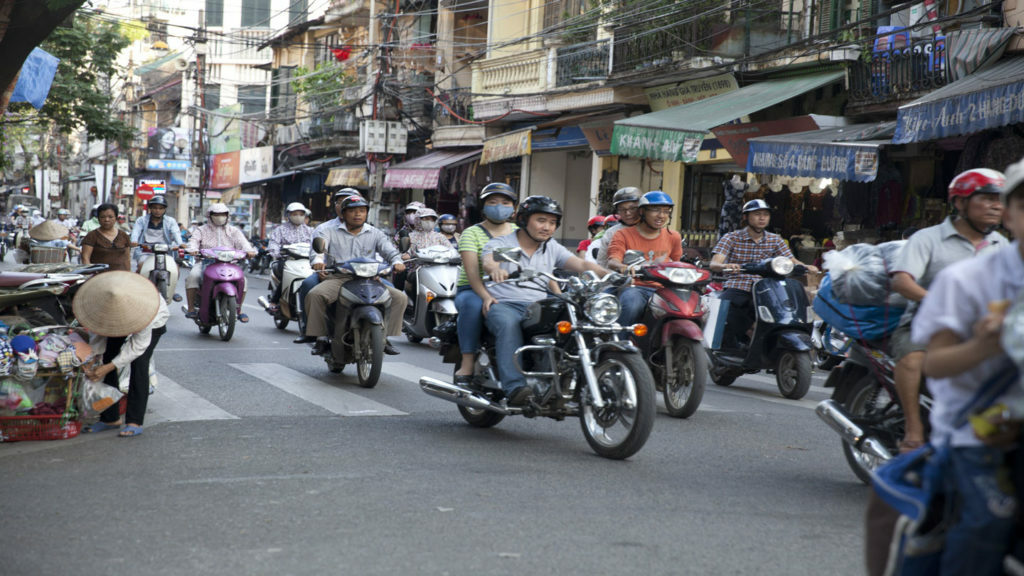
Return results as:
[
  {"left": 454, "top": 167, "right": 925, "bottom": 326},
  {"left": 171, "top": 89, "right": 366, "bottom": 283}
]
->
[
  {"left": 205, "top": 0, "right": 223, "bottom": 27},
  {"left": 205, "top": 84, "right": 221, "bottom": 111},
  {"left": 270, "top": 67, "right": 297, "bottom": 121},
  {"left": 241, "top": 0, "right": 271, "bottom": 28},
  {"left": 238, "top": 85, "right": 267, "bottom": 115},
  {"left": 289, "top": 0, "right": 308, "bottom": 26}
]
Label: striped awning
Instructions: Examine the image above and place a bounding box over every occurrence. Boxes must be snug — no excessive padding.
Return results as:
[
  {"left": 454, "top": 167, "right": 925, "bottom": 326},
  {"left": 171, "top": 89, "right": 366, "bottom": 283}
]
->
[{"left": 945, "top": 27, "right": 1017, "bottom": 82}]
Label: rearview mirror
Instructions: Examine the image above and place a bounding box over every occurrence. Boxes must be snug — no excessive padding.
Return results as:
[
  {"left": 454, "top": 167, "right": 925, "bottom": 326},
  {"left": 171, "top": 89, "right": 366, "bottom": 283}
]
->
[
  {"left": 312, "top": 237, "right": 326, "bottom": 254},
  {"left": 623, "top": 250, "right": 645, "bottom": 267},
  {"left": 494, "top": 247, "right": 522, "bottom": 263}
]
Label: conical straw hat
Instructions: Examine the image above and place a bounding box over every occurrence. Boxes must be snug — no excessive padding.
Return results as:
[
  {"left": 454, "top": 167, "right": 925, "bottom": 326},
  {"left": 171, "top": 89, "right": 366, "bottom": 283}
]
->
[
  {"left": 29, "top": 220, "right": 67, "bottom": 242},
  {"left": 72, "top": 272, "right": 160, "bottom": 337}
]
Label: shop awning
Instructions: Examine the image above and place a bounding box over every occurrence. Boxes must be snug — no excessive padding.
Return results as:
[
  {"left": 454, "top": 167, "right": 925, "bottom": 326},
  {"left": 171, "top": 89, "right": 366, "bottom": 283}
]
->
[
  {"left": 481, "top": 128, "right": 532, "bottom": 164},
  {"left": 325, "top": 166, "right": 367, "bottom": 187},
  {"left": 290, "top": 156, "right": 342, "bottom": 172},
  {"left": 894, "top": 56, "right": 1024, "bottom": 144},
  {"left": 611, "top": 70, "right": 846, "bottom": 162},
  {"left": 383, "top": 148, "right": 481, "bottom": 189},
  {"left": 747, "top": 122, "right": 896, "bottom": 182},
  {"left": 242, "top": 170, "right": 300, "bottom": 186}
]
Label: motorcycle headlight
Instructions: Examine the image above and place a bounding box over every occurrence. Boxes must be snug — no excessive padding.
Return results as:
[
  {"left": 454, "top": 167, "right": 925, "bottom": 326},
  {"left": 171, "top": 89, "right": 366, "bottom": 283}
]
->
[
  {"left": 154, "top": 243, "right": 169, "bottom": 253},
  {"left": 216, "top": 251, "right": 235, "bottom": 262},
  {"left": 584, "top": 293, "right": 620, "bottom": 325},
  {"left": 351, "top": 262, "right": 379, "bottom": 278},
  {"left": 770, "top": 256, "right": 794, "bottom": 276},
  {"left": 664, "top": 267, "right": 706, "bottom": 285}
]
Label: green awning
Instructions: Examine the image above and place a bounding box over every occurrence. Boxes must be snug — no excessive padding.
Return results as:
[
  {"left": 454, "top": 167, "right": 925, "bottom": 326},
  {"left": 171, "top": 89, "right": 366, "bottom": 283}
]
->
[
  {"left": 134, "top": 50, "right": 187, "bottom": 75},
  {"left": 611, "top": 70, "right": 846, "bottom": 162}
]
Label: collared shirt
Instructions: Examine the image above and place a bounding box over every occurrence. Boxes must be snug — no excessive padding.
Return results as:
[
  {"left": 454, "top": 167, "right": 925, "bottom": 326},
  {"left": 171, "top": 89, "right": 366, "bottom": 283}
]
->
[
  {"left": 482, "top": 232, "right": 573, "bottom": 302},
  {"left": 268, "top": 222, "right": 313, "bottom": 257},
  {"left": 186, "top": 223, "right": 253, "bottom": 253},
  {"left": 131, "top": 214, "right": 181, "bottom": 259},
  {"left": 313, "top": 219, "right": 402, "bottom": 266},
  {"left": 912, "top": 242, "right": 1024, "bottom": 447},
  {"left": 89, "top": 298, "right": 170, "bottom": 371},
  {"left": 712, "top": 227, "right": 794, "bottom": 292}
]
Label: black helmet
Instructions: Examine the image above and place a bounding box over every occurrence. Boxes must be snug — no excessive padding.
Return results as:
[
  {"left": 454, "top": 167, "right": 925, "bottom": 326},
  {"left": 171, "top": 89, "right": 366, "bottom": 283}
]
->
[
  {"left": 479, "top": 182, "right": 517, "bottom": 204},
  {"left": 612, "top": 187, "right": 642, "bottom": 207},
  {"left": 147, "top": 195, "right": 168, "bottom": 207},
  {"left": 340, "top": 195, "right": 369, "bottom": 211},
  {"left": 515, "top": 195, "right": 562, "bottom": 229},
  {"left": 333, "top": 187, "right": 360, "bottom": 201}
]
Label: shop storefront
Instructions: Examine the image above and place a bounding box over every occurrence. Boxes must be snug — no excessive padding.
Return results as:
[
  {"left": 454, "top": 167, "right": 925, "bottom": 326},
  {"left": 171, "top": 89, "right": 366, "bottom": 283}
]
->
[{"left": 383, "top": 148, "right": 483, "bottom": 233}]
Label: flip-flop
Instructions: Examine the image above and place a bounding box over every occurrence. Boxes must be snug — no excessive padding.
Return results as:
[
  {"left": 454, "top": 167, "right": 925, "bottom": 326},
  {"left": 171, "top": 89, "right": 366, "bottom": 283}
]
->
[
  {"left": 119, "top": 424, "right": 143, "bottom": 438},
  {"left": 238, "top": 313, "right": 250, "bottom": 323},
  {"left": 84, "top": 421, "right": 121, "bottom": 433}
]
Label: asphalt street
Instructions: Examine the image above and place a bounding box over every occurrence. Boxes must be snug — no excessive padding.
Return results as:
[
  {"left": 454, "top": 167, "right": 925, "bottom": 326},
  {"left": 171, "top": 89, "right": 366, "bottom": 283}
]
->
[{"left": 0, "top": 266, "right": 868, "bottom": 576}]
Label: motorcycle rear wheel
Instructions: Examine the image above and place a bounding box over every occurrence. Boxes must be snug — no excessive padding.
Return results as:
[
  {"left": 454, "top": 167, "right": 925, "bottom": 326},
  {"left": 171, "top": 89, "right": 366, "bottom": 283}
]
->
[
  {"left": 663, "top": 337, "right": 706, "bottom": 419},
  {"left": 453, "top": 366, "right": 504, "bottom": 427},
  {"left": 217, "top": 294, "right": 236, "bottom": 341},
  {"left": 841, "top": 375, "right": 903, "bottom": 485},
  {"left": 579, "top": 352, "right": 655, "bottom": 460},
  {"left": 274, "top": 312, "right": 289, "bottom": 330},
  {"left": 710, "top": 363, "right": 738, "bottom": 387},
  {"left": 355, "top": 324, "right": 384, "bottom": 388},
  {"left": 776, "top": 351, "right": 812, "bottom": 399}
]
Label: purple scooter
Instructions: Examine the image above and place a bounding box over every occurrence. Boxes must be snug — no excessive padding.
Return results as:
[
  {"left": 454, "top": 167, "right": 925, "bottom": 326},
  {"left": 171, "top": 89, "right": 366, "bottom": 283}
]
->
[{"left": 190, "top": 247, "right": 247, "bottom": 341}]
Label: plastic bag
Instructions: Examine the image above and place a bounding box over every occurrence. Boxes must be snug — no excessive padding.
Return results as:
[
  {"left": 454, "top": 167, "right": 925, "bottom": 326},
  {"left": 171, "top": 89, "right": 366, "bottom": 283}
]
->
[
  {"left": 82, "top": 377, "right": 123, "bottom": 417},
  {"left": 117, "top": 359, "right": 158, "bottom": 394},
  {"left": 823, "top": 241, "right": 907, "bottom": 307}
]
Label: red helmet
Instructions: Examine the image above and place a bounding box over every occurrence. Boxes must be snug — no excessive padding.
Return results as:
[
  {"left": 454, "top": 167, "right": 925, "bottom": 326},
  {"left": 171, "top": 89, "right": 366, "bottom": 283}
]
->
[
  {"left": 604, "top": 214, "right": 619, "bottom": 224},
  {"left": 948, "top": 168, "right": 1005, "bottom": 201},
  {"left": 587, "top": 215, "right": 606, "bottom": 228}
]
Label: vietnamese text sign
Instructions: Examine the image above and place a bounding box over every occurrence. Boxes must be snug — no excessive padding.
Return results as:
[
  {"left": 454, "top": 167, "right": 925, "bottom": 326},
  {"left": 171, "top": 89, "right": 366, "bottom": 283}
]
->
[
  {"left": 610, "top": 125, "right": 704, "bottom": 162},
  {"left": 147, "top": 158, "right": 191, "bottom": 171},
  {"left": 747, "top": 142, "right": 880, "bottom": 182},
  {"left": 645, "top": 73, "right": 738, "bottom": 112},
  {"left": 895, "top": 77, "right": 1024, "bottom": 143},
  {"left": 239, "top": 146, "right": 273, "bottom": 184},
  {"left": 481, "top": 130, "right": 531, "bottom": 164},
  {"left": 210, "top": 151, "right": 240, "bottom": 189}
]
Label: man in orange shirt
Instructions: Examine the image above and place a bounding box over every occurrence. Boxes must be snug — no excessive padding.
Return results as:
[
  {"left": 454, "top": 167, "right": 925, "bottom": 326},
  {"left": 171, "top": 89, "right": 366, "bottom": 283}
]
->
[{"left": 607, "top": 191, "right": 683, "bottom": 326}]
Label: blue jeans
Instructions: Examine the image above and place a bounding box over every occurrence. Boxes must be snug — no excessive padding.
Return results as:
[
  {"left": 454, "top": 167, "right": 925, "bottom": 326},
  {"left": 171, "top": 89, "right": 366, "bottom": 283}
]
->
[
  {"left": 484, "top": 301, "right": 531, "bottom": 394},
  {"left": 618, "top": 286, "right": 656, "bottom": 326},
  {"left": 940, "top": 446, "right": 1017, "bottom": 576},
  {"left": 455, "top": 285, "right": 483, "bottom": 355}
]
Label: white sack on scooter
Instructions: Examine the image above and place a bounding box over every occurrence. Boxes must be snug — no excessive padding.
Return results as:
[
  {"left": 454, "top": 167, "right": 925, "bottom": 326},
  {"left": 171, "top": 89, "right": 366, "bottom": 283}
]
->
[{"left": 823, "top": 241, "right": 908, "bottom": 308}]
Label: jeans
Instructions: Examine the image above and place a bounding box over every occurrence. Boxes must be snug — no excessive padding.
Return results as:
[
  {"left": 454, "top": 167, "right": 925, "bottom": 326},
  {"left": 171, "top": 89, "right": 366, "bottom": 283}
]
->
[
  {"left": 455, "top": 286, "right": 483, "bottom": 355},
  {"left": 484, "top": 301, "right": 531, "bottom": 394},
  {"left": 940, "top": 446, "right": 1017, "bottom": 576},
  {"left": 719, "top": 288, "right": 754, "bottom": 349},
  {"left": 618, "top": 286, "right": 656, "bottom": 326}
]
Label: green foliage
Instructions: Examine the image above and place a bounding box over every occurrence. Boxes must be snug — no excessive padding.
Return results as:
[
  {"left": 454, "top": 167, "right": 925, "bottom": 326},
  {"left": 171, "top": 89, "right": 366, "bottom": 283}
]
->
[{"left": 291, "top": 62, "right": 359, "bottom": 115}]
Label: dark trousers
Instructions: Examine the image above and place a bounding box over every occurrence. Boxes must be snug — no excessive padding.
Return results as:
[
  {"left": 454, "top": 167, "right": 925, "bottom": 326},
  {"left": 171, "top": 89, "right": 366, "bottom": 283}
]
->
[
  {"left": 269, "top": 258, "right": 285, "bottom": 303},
  {"left": 98, "top": 325, "right": 166, "bottom": 426},
  {"left": 719, "top": 288, "right": 754, "bottom": 349}
]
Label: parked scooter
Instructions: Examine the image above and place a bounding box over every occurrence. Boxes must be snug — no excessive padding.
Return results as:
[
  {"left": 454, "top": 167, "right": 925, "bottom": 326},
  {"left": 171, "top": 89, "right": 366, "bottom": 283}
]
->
[
  {"left": 138, "top": 243, "right": 182, "bottom": 304},
  {"left": 256, "top": 242, "right": 312, "bottom": 331},
  {"left": 310, "top": 237, "right": 394, "bottom": 388},
  {"left": 419, "top": 247, "right": 655, "bottom": 460},
  {"left": 704, "top": 256, "right": 815, "bottom": 399},
  {"left": 0, "top": 263, "right": 110, "bottom": 324},
  {"left": 403, "top": 244, "right": 460, "bottom": 344},
  {"left": 622, "top": 249, "right": 710, "bottom": 418},
  {"left": 186, "top": 247, "right": 247, "bottom": 341}
]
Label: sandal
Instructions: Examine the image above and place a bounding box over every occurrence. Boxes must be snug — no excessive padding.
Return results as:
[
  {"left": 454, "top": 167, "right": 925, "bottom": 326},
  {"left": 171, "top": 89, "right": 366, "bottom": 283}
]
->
[
  {"left": 84, "top": 421, "right": 121, "bottom": 433},
  {"left": 238, "top": 313, "right": 250, "bottom": 323},
  {"left": 119, "top": 424, "right": 143, "bottom": 438}
]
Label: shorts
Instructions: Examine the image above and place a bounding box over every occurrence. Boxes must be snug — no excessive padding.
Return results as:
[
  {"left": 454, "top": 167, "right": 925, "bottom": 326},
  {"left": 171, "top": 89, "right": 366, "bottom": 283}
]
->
[{"left": 889, "top": 324, "right": 926, "bottom": 361}]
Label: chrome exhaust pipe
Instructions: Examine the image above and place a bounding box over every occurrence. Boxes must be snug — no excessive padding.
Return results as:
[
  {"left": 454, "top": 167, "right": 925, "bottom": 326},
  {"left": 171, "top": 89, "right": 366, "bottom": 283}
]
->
[
  {"left": 419, "top": 376, "right": 508, "bottom": 414},
  {"left": 256, "top": 296, "right": 272, "bottom": 311},
  {"left": 427, "top": 337, "right": 441, "bottom": 349},
  {"left": 816, "top": 399, "right": 893, "bottom": 461}
]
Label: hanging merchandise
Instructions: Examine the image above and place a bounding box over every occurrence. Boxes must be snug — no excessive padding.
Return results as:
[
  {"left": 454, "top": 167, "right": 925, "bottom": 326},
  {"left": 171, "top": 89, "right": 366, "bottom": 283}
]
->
[
  {"left": 0, "top": 339, "right": 13, "bottom": 377},
  {"left": 719, "top": 176, "right": 746, "bottom": 236}
]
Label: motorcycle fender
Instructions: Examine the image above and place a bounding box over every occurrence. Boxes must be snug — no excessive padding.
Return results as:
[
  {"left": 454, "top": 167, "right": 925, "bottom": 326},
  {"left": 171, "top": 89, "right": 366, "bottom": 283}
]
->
[
  {"left": 660, "top": 319, "right": 703, "bottom": 343},
  {"left": 774, "top": 331, "right": 813, "bottom": 352},
  {"left": 350, "top": 305, "right": 384, "bottom": 327},
  {"left": 430, "top": 298, "right": 457, "bottom": 315},
  {"left": 827, "top": 363, "right": 870, "bottom": 402},
  {"left": 591, "top": 340, "right": 641, "bottom": 361},
  {"left": 211, "top": 282, "right": 239, "bottom": 299}
]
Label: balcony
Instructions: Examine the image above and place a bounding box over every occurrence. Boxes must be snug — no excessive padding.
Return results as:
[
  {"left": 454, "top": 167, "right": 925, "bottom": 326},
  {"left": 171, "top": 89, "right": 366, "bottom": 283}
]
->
[
  {"left": 472, "top": 49, "right": 549, "bottom": 97},
  {"left": 555, "top": 40, "right": 610, "bottom": 87},
  {"left": 848, "top": 38, "right": 947, "bottom": 113}
]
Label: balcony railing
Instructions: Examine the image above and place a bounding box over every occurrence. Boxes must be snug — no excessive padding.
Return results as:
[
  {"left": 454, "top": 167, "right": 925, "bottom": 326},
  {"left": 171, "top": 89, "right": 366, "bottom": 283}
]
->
[
  {"left": 849, "top": 38, "right": 947, "bottom": 106},
  {"left": 472, "top": 49, "right": 549, "bottom": 96},
  {"left": 555, "top": 40, "right": 610, "bottom": 87},
  {"left": 612, "top": 20, "right": 713, "bottom": 74},
  {"left": 433, "top": 88, "right": 474, "bottom": 127}
]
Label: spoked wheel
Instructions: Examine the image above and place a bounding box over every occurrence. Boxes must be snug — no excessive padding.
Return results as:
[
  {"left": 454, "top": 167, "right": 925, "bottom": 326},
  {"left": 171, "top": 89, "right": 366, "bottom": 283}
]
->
[
  {"left": 453, "top": 366, "right": 504, "bottom": 427},
  {"left": 355, "top": 323, "right": 384, "bottom": 388},
  {"left": 776, "top": 351, "right": 812, "bottom": 399},
  {"left": 663, "top": 337, "right": 707, "bottom": 419},
  {"left": 841, "top": 376, "right": 906, "bottom": 485},
  {"left": 579, "top": 352, "right": 655, "bottom": 460},
  {"left": 217, "top": 294, "right": 236, "bottom": 341}
]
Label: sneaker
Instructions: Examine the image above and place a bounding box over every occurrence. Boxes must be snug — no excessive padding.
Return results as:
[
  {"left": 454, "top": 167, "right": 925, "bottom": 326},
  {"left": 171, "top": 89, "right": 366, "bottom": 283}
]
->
[
  {"left": 506, "top": 386, "right": 534, "bottom": 407},
  {"left": 293, "top": 335, "right": 316, "bottom": 344}
]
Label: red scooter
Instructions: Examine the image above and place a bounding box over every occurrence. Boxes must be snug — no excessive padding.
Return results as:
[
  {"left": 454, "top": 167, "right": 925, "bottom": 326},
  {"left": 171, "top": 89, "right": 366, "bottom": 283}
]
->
[{"left": 624, "top": 252, "right": 711, "bottom": 418}]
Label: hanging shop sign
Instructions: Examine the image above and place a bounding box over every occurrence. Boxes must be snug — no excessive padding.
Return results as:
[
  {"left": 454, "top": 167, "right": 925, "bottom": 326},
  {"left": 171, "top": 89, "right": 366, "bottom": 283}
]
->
[
  {"left": 894, "top": 72, "right": 1024, "bottom": 143},
  {"left": 481, "top": 129, "right": 532, "bottom": 164},
  {"left": 644, "top": 73, "right": 738, "bottom": 112},
  {"left": 609, "top": 125, "right": 704, "bottom": 163},
  {"left": 146, "top": 158, "right": 191, "bottom": 171},
  {"left": 747, "top": 141, "right": 881, "bottom": 182},
  {"left": 239, "top": 146, "right": 273, "bottom": 184},
  {"left": 210, "top": 151, "right": 240, "bottom": 190}
]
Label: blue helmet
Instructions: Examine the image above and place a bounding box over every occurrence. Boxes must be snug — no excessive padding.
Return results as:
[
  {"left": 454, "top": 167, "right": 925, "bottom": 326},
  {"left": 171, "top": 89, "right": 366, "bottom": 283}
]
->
[
  {"left": 438, "top": 214, "right": 456, "bottom": 223},
  {"left": 479, "top": 182, "right": 517, "bottom": 204},
  {"left": 638, "top": 190, "right": 674, "bottom": 208}
]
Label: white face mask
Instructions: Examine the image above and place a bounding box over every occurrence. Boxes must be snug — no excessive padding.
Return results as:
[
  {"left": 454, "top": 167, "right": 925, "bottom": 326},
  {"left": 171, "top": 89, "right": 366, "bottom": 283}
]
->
[
  {"left": 210, "top": 214, "right": 228, "bottom": 226},
  {"left": 440, "top": 224, "right": 456, "bottom": 233},
  {"left": 289, "top": 214, "right": 305, "bottom": 226},
  {"left": 418, "top": 219, "right": 436, "bottom": 232}
]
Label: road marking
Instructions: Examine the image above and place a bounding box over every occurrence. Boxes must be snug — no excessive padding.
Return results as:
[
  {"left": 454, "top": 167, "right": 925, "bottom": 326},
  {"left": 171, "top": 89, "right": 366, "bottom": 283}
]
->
[
  {"left": 242, "top": 303, "right": 264, "bottom": 312},
  {"left": 156, "top": 347, "right": 291, "bottom": 353},
  {"left": 380, "top": 362, "right": 452, "bottom": 385},
  {"left": 229, "top": 363, "right": 407, "bottom": 416},
  {"left": 148, "top": 372, "right": 239, "bottom": 424},
  {"left": 706, "top": 384, "right": 821, "bottom": 410}
]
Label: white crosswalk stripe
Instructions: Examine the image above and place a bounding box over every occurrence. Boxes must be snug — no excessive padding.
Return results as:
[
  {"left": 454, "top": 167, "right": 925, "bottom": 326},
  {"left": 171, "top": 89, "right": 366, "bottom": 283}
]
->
[
  {"left": 229, "top": 363, "right": 408, "bottom": 416},
  {"left": 148, "top": 372, "right": 239, "bottom": 424}
]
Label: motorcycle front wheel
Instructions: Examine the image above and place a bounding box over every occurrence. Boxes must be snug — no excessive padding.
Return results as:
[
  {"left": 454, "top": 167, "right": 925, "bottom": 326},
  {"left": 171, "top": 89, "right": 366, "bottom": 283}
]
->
[
  {"left": 355, "top": 323, "right": 384, "bottom": 388},
  {"left": 274, "top": 311, "right": 289, "bottom": 330},
  {"left": 217, "top": 294, "right": 236, "bottom": 341},
  {"left": 579, "top": 352, "right": 655, "bottom": 460},
  {"left": 663, "top": 337, "right": 707, "bottom": 419},
  {"left": 776, "top": 350, "right": 812, "bottom": 399}
]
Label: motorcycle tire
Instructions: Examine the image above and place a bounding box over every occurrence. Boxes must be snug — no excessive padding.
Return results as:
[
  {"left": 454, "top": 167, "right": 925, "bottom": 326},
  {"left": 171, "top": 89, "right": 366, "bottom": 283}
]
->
[
  {"left": 454, "top": 366, "right": 504, "bottom": 427},
  {"left": 840, "top": 375, "right": 901, "bottom": 485},
  {"left": 355, "top": 323, "right": 384, "bottom": 388},
  {"left": 217, "top": 294, "right": 237, "bottom": 342},
  {"left": 274, "top": 312, "right": 289, "bottom": 330},
  {"left": 663, "top": 337, "right": 706, "bottom": 419},
  {"left": 579, "top": 351, "right": 655, "bottom": 460},
  {"left": 0, "top": 243, "right": 6, "bottom": 261},
  {"left": 776, "top": 351, "right": 812, "bottom": 399},
  {"left": 710, "top": 364, "right": 738, "bottom": 387},
  {"left": 199, "top": 323, "right": 212, "bottom": 334}
]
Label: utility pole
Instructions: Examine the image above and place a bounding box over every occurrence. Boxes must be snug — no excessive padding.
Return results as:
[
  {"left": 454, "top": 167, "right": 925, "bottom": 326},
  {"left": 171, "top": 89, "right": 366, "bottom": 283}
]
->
[{"left": 192, "top": 10, "right": 208, "bottom": 222}]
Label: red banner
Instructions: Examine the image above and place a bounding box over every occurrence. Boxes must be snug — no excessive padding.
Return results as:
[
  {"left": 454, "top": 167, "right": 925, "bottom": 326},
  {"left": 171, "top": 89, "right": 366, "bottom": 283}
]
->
[
  {"left": 712, "top": 116, "right": 821, "bottom": 169},
  {"left": 210, "top": 151, "right": 240, "bottom": 190}
]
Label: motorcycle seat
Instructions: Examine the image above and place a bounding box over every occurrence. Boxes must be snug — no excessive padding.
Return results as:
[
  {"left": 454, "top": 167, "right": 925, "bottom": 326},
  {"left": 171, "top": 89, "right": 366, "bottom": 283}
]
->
[{"left": 0, "top": 272, "right": 46, "bottom": 287}]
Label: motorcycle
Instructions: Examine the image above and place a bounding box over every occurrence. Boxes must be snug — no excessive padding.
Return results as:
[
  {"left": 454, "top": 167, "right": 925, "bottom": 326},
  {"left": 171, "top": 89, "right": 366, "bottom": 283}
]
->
[
  {"left": 0, "top": 263, "right": 110, "bottom": 325},
  {"left": 249, "top": 237, "right": 271, "bottom": 275},
  {"left": 704, "top": 256, "right": 815, "bottom": 399},
  {"left": 187, "top": 247, "right": 247, "bottom": 341},
  {"left": 256, "top": 242, "right": 313, "bottom": 331},
  {"left": 812, "top": 320, "right": 848, "bottom": 371},
  {"left": 138, "top": 243, "right": 182, "bottom": 304},
  {"left": 13, "top": 227, "right": 30, "bottom": 264},
  {"left": 310, "top": 238, "right": 394, "bottom": 388},
  {"left": 622, "top": 249, "right": 710, "bottom": 418},
  {"left": 403, "top": 244, "right": 460, "bottom": 344},
  {"left": 0, "top": 223, "right": 11, "bottom": 262},
  {"left": 176, "top": 247, "right": 195, "bottom": 269},
  {"left": 419, "top": 247, "right": 656, "bottom": 460}
]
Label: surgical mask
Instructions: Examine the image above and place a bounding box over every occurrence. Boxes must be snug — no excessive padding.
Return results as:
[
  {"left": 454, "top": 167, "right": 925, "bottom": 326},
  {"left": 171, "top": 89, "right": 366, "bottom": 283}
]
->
[
  {"left": 440, "top": 224, "right": 456, "bottom": 233},
  {"left": 210, "top": 214, "right": 228, "bottom": 226},
  {"left": 405, "top": 213, "right": 417, "bottom": 226},
  {"left": 289, "top": 214, "right": 305, "bottom": 226},
  {"left": 418, "top": 220, "right": 436, "bottom": 232},
  {"left": 482, "top": 204, "right": 514, "bottom": 223}
]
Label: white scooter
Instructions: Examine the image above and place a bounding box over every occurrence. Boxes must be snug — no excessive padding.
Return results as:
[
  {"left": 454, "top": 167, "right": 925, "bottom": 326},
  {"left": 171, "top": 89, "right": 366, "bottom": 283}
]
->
[
  {"left": 403, "top": 244, "right": 460, "bottom": 344},
  {"left": 138, "top": 243, "right": 181, "bottom": 304},
  {"left": 257, "top": 242, "right": 313, "bottom": 331}
]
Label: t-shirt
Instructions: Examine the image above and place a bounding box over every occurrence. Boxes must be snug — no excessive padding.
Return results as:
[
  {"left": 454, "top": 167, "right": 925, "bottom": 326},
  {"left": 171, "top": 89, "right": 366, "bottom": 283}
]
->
[
  {"left": 482, "top": 232, "right": 573, "bottom": 302},
  {"left": 456, "top": 223, "right": 516, "bottom": 287},
  {"left": 911, "top": 242, "right": 1024, "bottom": 447},
  {"left": 81, "top": 229, "right": 131, "bottom": 271},
  {"left": 607, "top": 226, "right": 683, "bottom": 265}
]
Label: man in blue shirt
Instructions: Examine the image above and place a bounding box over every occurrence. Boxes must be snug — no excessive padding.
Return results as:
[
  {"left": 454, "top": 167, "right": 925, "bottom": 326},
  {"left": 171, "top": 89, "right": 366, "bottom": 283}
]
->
[{"left": 130, "top": 194, "right": 181, "bottom": 271}]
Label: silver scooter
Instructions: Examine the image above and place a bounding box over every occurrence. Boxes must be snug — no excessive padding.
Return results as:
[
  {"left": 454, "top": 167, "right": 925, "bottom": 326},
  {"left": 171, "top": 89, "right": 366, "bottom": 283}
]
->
[
  {"left": 403, "top": 244, "right": 460, "bottom": 344},
  {"left": 257, "top": 242, "right": 313, "bottom": 331}
]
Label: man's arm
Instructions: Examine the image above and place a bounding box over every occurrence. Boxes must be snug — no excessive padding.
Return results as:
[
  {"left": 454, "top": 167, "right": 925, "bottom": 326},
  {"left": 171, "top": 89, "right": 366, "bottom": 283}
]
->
[
  {"left": 892, "top": 272, "right": 928, "bottom": 302},
  {"left": 166, "top": 218, "right": 181, "bottom": 248},
  {"left": 130, "top": 217, "right": 144, "bottom": 246},
  {"left": 923, "top": 324, "right": 1004, "bottom": 379},
  {"left": 563, "top": 254, "right": 609, "bottom": 276}
]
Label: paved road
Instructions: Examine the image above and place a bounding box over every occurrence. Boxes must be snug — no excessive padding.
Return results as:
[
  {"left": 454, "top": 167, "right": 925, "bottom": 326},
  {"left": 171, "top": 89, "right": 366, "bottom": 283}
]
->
[{"left": 0, "top": 269, "right": 867, "bottom": 576}]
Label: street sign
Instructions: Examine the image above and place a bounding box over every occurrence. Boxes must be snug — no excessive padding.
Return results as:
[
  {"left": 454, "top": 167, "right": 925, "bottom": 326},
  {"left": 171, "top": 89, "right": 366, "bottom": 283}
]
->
[
  {"left": 116, "top": 158, "right": 129, "bottom": 177},
  {"left": 136, "top": 179, "right": 165, "bottom": 201}
]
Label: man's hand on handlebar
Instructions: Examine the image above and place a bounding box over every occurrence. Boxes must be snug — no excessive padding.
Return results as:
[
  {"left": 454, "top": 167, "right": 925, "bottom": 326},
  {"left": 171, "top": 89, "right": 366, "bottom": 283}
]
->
[{"left": 488, "top": 268, "right": 509, "bottom": 283}]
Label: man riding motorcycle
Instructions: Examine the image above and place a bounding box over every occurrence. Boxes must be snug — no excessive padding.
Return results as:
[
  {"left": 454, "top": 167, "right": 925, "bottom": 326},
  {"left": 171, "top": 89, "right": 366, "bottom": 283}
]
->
[
  {"left": 607, "top": 191, "right": 684, "bottom": 326},
  {"left": 185, "top": 203, "right": 256, "bottom": 321},
  {"left": 302, "top": 195, "right": 407, "bottom": 355},
  {"left": 709, "top": 199, "right": 818, "bottom": 350},
  {"left": 480, "top": 195, "right": 610, "bottom": 406},
  {"left": 595, "top": 187, "right": 643, "bottom": 267},
  {"left": 265, "top": 201, "right": 314, "bottom": 313},
  {"left": 131, "top": 194, "right": 181, "bottom": 271}
]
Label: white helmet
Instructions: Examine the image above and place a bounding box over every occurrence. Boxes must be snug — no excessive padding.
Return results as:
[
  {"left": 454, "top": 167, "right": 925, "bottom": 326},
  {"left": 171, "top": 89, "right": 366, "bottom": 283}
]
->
[
  {"left": 207, "top": 202, "right": 229, "bottom": 215},
  {"left": 286, "top": 202, "right": 310, "bottom": 215},
  {"left": 415, "top": 207, "right": 438, "bottom": 221}
]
